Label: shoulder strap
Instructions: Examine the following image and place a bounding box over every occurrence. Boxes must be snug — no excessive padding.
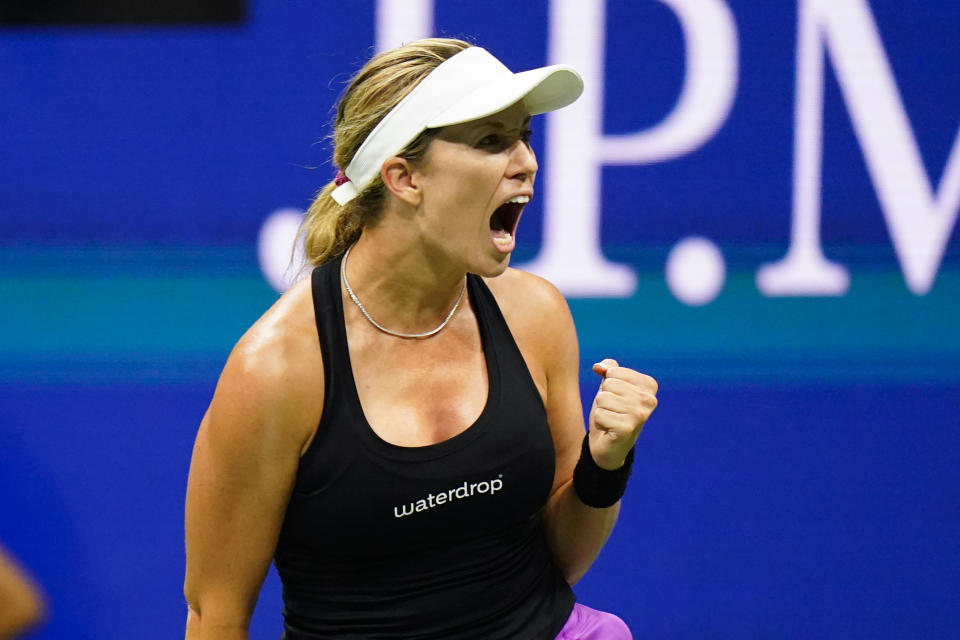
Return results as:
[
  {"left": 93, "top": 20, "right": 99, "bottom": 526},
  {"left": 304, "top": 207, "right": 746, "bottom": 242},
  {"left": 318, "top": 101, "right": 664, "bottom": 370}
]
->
[
  {"left": 310, "top": 254, "right": 349, "bottom": 399},
  {"left": 466, "top": 273, "right": 546, "bottom": 410}
]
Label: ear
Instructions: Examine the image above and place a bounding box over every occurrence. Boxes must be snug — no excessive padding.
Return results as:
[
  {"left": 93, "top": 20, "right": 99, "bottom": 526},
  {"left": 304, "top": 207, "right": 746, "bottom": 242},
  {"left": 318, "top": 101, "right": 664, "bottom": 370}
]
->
[{"left": 381, "top": 157, "right": 422, "bottom": 207}]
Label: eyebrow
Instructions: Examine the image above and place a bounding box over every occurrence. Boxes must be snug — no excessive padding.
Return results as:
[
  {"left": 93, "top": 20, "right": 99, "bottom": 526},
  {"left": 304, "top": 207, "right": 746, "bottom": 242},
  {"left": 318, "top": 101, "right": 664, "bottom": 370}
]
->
[{"left": 470, "top": 116, "right": 532, "bottom": 132}]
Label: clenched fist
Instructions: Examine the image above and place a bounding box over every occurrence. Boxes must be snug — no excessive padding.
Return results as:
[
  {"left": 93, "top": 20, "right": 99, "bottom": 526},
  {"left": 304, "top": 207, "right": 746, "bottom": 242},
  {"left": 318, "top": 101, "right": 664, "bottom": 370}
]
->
[{"left": 587, "top": 359, "right": 658, "bottom": 470}]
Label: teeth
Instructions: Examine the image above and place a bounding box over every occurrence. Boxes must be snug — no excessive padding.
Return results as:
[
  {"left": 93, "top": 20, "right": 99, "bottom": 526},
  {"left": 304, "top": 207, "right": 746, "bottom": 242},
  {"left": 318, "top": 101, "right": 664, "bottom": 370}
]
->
[
  {"left": 493, "top": 232, "right": 513, "bottom": 245},
  {"left": 506, "top": 195, "right": 530, "bottom": 204}
]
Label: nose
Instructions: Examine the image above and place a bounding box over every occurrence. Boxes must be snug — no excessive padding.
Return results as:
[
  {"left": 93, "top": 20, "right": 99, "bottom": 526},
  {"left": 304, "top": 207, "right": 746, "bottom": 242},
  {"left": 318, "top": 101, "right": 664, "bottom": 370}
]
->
[{"left": 506, "top": 138, "right": 538, "bottom": 183}]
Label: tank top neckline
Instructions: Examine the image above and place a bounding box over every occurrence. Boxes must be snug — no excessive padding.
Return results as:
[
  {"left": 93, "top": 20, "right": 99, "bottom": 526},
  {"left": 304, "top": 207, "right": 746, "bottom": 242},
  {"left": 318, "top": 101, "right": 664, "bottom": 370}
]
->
[{"left": 329, "top": 257, "right": 502, "bottom": 463}]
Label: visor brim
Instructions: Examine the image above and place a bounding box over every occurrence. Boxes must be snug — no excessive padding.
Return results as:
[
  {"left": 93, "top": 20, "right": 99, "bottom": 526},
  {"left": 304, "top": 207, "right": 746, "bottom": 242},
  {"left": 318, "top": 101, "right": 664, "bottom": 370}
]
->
[{"left": 427, "top": 65, "right": 583, "bottom": 128}]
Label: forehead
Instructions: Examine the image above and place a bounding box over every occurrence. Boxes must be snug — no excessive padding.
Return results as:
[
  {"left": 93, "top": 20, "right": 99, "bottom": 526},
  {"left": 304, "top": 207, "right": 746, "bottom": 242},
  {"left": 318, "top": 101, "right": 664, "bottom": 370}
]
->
[{"left": 434, "top": 101, "right": 531, "bottom": 140}]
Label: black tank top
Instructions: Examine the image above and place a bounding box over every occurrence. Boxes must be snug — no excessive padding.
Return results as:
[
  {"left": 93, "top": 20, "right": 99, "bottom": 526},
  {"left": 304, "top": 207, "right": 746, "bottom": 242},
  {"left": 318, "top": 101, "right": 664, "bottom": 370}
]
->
[{"left": 274, "top": 255, "right": 575, "bottom": 639}]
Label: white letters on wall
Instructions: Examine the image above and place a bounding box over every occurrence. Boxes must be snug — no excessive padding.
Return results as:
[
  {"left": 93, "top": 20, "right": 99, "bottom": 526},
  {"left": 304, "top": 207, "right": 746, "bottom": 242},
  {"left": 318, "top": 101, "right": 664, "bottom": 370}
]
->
[
  {"left": 258, "top": 0, "right": 957, "bottom": 301},
  {"left": 261, "top": 0, "right": 739, "bottom": 298},
  {"left": 758, "top": 0, "right": 960, "bottom": 296},
  {"left": 520, "top": 0, "right": 739, "bottom": 296},
  {"left": 519, "top": 0, "right": 638, "bottom": 297},
  {"left": 600, "top": 0, "right": 739, "bottom": 164},
  {"left": 376, "top": 0, "right": 432, "bottom": 51}
]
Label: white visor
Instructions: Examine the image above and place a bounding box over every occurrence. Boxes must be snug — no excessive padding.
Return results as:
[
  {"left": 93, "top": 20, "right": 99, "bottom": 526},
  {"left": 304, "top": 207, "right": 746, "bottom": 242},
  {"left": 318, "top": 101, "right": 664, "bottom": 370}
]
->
[{"left": 331, "top": 46, "right": 583, "bottom": 205}]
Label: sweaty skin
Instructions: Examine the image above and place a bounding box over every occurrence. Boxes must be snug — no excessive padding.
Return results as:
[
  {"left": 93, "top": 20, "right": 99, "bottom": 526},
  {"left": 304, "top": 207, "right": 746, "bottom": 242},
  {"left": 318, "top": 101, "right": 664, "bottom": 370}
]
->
[{"left": 183, "top": 103, "right": 658, "bottom": 638}]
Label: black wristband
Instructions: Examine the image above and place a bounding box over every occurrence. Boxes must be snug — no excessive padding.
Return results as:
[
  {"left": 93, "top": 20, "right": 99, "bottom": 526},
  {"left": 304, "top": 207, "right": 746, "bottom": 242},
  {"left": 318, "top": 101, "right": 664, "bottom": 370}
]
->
[{"left": 572, "top": 434, "right": 635, "bottom": 508}]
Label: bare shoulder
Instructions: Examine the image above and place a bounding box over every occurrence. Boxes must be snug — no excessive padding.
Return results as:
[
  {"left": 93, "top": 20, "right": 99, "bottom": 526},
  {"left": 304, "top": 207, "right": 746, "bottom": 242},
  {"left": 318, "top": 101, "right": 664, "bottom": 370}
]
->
[
  {"left": 209, "top": 275, "right": 323, "bottom": 454},
  {"left": 483, "top": 267, "right": 569, "bottom": 318},
  {"left": 483, "top": 267, "right": 575, "bottom": 337}
]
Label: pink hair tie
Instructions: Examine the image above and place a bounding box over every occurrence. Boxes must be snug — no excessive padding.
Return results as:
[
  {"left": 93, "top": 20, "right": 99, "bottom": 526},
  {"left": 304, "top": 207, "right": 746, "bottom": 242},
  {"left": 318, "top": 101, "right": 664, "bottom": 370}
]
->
[{"left": 334, "top": 170, "right": 350, "bottom": 186}]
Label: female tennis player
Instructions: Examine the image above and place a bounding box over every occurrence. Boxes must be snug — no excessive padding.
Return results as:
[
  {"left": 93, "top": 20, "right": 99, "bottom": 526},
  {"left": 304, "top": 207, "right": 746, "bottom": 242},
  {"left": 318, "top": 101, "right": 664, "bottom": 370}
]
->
[{"left": 184, "top": 38, "right": 658, "bottom": 639}]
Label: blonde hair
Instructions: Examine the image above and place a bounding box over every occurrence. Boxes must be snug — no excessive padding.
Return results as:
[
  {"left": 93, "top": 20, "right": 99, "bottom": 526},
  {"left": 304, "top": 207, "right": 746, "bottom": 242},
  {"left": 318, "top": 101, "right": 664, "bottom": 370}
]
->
[{"left": 301, "top": 38, "right": 472, "bottom": 266}]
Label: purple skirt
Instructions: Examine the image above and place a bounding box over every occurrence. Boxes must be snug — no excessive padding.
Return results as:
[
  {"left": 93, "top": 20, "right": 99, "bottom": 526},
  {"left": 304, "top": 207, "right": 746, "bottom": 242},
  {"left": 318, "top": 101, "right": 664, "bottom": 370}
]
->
[{"left": 554, "top": 603, "right": 633, "bottom": 639}]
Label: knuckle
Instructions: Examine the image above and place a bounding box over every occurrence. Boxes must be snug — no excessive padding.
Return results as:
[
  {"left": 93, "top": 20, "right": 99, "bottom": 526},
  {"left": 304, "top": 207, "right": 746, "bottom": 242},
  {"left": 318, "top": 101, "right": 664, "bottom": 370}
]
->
[
  {"left": 592, "top": 408, "right": 613, "bottom": 424},
  {"left": 600, "top": 378, "right": 619, "bottom": 393},
  {"left": 634, "top": 372, "right": 657, "bottom": 392}
]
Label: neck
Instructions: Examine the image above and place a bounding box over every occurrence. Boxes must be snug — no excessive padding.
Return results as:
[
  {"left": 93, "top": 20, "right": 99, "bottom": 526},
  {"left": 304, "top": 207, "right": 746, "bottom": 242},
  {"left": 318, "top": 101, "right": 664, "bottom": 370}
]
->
[{"left": 343, "top": 230, "right": 468, "bottom": 334}]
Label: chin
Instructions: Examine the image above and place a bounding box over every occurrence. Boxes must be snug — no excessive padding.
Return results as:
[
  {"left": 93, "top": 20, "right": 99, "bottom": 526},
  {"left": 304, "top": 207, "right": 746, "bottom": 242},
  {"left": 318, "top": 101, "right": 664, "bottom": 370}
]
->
[{"left": 471, "top": 251, "right": 512, "bottom": 278}]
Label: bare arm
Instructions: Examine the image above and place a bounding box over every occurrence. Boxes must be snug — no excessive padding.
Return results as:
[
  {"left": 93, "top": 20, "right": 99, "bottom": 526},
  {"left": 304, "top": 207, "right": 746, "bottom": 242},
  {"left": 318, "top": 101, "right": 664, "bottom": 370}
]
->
[
  {"left": 184, "top": 286, "right": 321, "bottom": 639},
  {"left": 489, "top": 270, "right": 657, "bottom": 585},
  {"left": 536, "top": 285, "right": 621, "bottom": 585},
  {"left": 0, "top": 545, "right": 46, "bottom": 640}
]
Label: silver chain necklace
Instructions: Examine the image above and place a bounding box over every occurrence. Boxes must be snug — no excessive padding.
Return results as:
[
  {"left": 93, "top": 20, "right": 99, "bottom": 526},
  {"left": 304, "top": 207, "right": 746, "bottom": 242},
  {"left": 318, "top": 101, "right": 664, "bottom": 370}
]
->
[{"left": 340, "top": 245, "right": 466, "bottom": 339}]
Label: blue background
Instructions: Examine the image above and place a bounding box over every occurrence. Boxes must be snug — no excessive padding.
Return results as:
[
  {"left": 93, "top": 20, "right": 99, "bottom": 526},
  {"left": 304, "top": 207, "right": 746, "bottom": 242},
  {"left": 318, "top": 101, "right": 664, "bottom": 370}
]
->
[{"left": 1, "top": 1, "right": 958, "bottom": 638}]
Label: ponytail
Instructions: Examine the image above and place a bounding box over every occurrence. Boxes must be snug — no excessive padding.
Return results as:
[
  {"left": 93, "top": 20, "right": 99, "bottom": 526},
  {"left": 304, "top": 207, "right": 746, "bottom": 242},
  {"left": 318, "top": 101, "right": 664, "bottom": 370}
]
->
[
  {"left": 299, "top": 38, "right": 472, "bottom": 266},
  {"left": 300, "top": 181, "right": 367, "bottom": 266}
]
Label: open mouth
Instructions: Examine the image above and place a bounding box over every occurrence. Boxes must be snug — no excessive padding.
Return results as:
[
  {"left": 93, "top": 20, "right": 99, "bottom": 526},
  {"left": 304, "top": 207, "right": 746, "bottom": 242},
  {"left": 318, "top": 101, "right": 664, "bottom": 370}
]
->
[{"left": 489, "top": 195, "right": 529, "bottom": 252}]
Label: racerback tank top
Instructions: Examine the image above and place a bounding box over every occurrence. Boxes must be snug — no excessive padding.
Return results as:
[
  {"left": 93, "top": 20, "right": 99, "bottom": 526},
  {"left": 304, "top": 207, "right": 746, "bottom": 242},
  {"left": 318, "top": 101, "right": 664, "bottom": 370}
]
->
[{"left": 274, "top": 255, "right": 575, "bottom": 639}]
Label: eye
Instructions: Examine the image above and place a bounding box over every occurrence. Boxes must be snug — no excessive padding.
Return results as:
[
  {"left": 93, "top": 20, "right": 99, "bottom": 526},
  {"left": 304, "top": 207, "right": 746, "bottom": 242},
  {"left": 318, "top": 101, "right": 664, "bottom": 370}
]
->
[
  {"left": 476, "top": 134, "right": 504, "bottom": 149},
  {"left": 476, "top": 129, "right": 534, "bottom": 151}
]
